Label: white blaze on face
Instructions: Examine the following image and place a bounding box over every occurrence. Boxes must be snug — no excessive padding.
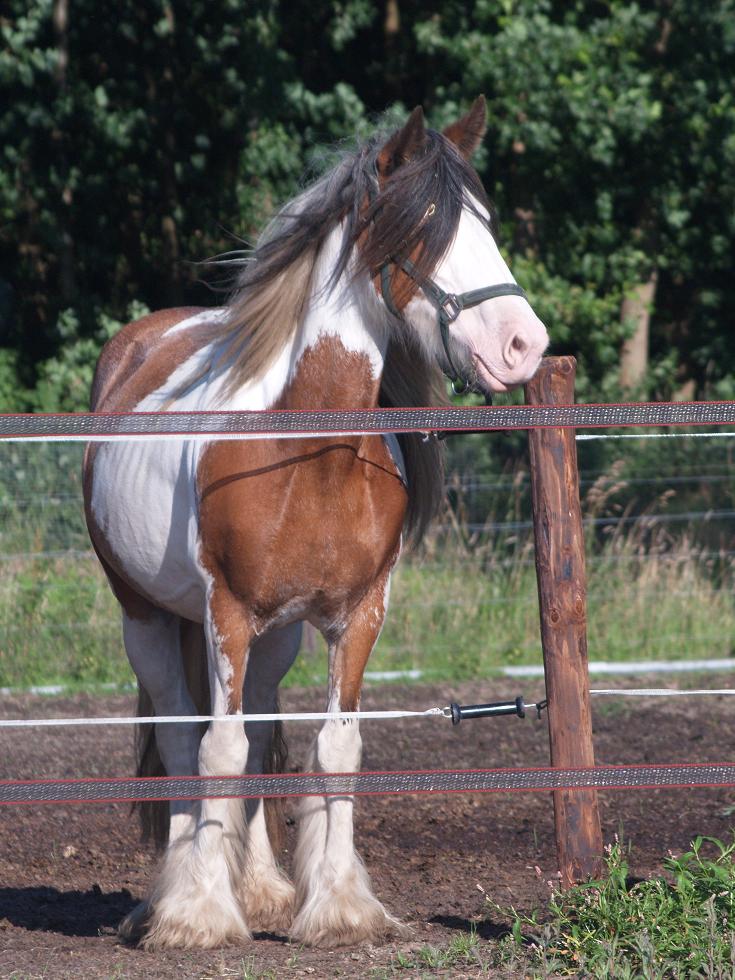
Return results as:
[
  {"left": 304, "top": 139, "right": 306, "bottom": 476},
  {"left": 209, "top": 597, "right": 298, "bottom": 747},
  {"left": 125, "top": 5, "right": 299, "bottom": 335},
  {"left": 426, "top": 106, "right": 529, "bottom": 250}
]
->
[{"left": 404, "top": 195, "right": 549, "bottom": 393}]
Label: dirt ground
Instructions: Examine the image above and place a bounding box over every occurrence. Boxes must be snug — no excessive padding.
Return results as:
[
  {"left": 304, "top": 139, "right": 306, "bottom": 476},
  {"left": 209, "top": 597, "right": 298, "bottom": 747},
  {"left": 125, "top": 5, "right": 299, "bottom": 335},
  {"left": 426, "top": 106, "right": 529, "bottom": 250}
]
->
[{"left": 1, "top": 676, "right": 735, "bottom": 979}]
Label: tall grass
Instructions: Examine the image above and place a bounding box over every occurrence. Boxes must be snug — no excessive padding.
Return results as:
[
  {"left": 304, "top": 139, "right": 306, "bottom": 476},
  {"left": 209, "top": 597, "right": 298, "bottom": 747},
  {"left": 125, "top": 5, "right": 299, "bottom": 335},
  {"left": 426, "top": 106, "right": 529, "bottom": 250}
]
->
[{"left": 0, "top": 441, "right": 733, "bottom": 690}]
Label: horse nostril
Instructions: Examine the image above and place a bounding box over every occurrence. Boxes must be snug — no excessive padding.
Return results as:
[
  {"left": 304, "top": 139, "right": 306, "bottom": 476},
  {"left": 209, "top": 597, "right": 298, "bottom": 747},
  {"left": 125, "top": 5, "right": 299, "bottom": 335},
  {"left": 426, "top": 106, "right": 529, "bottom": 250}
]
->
[
  {"left": 504, "top": 333, "right": 528, "bottom": 368},
  {"left": 503, "top": 330, "right": 530, "bottom": 371}
]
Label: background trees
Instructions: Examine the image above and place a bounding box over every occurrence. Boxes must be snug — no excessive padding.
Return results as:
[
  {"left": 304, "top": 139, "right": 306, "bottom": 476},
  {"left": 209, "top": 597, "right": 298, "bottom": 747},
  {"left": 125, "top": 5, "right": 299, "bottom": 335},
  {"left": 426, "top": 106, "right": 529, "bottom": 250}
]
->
[{"left": 1, "top": 0, "right": 734, "bottom": 411}]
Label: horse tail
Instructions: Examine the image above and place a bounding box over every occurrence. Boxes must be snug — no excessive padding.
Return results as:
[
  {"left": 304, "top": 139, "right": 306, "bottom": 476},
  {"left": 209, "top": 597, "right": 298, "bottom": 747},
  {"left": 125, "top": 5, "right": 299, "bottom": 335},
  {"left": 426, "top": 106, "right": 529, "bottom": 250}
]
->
[
  {"left": 134, "top": 682, "right": 167, "bottom": 847},
  {"left": 263, "top": 702, "right": 289, "bottom": 855},
  {"left": 134, "top": 618, "right": 209, "bottom": 849}
]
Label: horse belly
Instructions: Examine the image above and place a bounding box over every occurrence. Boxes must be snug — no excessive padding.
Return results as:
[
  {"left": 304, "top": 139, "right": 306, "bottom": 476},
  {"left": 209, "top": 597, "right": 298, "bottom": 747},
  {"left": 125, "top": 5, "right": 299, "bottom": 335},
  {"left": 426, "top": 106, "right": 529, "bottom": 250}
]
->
[{"left": 88, "top": 440, "right": 206, "bottom": 621}]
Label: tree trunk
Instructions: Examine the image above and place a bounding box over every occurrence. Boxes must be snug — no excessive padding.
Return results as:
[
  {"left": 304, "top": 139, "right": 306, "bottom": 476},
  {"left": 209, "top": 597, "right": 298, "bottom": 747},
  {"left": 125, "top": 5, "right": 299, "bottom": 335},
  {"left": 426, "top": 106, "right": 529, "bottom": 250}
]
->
[
  {"left": 384, "top": 0, "right": 400, "bottom": 36},
  {"left": 619, "top": 270, "right": 658, "bottom": 391},
  {"left": 53, "top": 0, "right": 76, "bottom": 305},
  {"left": 160, "top": 5, "right": 183, "bottom": 307}
]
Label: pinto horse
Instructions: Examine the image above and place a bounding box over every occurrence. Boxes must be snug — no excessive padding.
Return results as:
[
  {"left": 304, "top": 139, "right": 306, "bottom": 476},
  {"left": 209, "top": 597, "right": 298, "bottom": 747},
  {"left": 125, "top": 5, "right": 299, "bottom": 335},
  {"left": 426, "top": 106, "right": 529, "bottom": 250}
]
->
[{"left": 82, "top": 97, "right": 548, "bottom": 950}]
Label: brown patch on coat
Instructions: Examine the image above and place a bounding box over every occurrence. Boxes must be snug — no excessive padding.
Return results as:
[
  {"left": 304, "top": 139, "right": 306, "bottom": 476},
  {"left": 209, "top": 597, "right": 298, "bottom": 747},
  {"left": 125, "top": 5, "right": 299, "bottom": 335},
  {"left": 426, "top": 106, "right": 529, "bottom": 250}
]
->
[
  {"left": 90, "top": 307, "right": 211, "bottom": 411},
  {"left": 196, "top": 337, "right": 407, "bottom": 682},
  {"left": 331, "top": 566, "right": 397, "bottom": 712}
]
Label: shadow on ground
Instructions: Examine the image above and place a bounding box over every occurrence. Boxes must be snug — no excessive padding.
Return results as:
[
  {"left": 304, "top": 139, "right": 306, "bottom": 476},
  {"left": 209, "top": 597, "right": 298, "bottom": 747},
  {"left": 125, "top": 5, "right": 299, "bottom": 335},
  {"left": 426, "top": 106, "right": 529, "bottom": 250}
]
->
[
  {"left": 0, "top": 885, "right": 135, "bottom": 937},
  {"left": 430, "top": 912, "right": 511, "bottom": 941}
]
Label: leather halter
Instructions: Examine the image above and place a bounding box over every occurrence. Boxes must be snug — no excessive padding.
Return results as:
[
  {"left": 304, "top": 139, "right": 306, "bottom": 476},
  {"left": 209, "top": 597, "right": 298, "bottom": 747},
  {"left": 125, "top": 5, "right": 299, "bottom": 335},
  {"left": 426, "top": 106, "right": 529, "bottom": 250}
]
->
[
  {"left": 379, "top": 252, "right": 527, "bottom": 394},
  {"left": 367, "top": 168, "right": 527, "bottom": 394}
]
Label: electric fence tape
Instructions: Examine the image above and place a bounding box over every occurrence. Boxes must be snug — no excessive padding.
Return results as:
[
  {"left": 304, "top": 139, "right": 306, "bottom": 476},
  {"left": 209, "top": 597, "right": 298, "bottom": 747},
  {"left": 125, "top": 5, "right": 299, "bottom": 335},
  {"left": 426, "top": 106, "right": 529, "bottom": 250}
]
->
[
  {"left": 0, "top": 688, "right": 731, "bottom": 730},
  {"left": 3, "top": 763, "right": 735, "bottom": 805},
  {"left": 1, "top": 400, "right": 735, "bottom": 441},
  {"left": 0, "top": 707, "right": 447, "bottom": 728}
]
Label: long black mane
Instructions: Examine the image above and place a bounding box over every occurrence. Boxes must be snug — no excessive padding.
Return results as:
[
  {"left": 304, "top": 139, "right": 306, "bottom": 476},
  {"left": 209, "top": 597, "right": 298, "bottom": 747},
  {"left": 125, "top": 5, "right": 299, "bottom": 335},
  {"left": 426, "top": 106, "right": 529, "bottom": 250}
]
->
[
  {"left": 214, "top": 126, "right": 497, "bottom": 546},
  {"left": 242, "top": 127, "right": 495, "bottom": 309}
]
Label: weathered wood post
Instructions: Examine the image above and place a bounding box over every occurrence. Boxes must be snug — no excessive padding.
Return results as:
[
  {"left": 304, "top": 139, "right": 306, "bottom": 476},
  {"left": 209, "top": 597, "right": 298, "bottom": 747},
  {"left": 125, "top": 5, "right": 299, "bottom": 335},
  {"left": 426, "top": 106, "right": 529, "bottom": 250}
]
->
[{"left": 525, "top": 355, "right": 603, "bottom": 887}]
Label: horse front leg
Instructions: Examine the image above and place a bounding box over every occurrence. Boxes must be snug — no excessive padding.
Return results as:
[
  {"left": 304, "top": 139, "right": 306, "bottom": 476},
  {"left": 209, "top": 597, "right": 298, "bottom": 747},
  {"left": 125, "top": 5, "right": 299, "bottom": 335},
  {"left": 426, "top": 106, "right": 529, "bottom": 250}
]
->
[
  {"left": 142, "top": 586, "right": 254, "bottom": 949},
  {"left": 239, "top": 623, "right": 302, "bottom": 933},
  {"left": 290, "top": 574, "right": 404, "bottom": 947}
]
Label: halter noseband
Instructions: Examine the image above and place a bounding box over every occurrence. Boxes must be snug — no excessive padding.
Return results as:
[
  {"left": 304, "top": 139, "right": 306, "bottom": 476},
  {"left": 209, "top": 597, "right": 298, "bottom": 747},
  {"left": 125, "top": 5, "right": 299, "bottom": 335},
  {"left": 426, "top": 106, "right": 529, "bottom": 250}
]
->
[{"left": 369, "top": 175, "right": 528, "bottom": 394}]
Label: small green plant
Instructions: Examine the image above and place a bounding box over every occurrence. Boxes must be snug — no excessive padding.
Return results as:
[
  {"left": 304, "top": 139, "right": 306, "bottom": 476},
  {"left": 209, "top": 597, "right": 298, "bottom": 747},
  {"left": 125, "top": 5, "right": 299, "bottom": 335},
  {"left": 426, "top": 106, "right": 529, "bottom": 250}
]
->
[
  {"left": 105, "top": 966, "right": 128, "bottom": 980},
  {"left": 377, "top": 927, "right": 489, "bottom": 974},
  {"left": 239, "top": 958, "right": 277, "bottom": 980},
  {"left": 496, "top": 835, "right": 735, "bottom": 978}
]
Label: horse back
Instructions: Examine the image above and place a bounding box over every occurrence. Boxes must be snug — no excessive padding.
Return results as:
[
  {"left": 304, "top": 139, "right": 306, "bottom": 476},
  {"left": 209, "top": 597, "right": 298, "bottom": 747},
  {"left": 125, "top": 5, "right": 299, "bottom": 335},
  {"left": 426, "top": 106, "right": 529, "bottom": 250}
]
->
[{"left": 90, "top": 307, "right": 206, "bottom": 411}]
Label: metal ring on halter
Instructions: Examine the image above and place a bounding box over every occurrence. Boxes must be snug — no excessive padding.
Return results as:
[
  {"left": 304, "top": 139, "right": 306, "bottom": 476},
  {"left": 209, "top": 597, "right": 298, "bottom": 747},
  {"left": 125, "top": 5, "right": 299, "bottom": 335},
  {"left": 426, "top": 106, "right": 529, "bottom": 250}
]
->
[{"left": 439, "top": 294, "right": 463, "bottom": 324}]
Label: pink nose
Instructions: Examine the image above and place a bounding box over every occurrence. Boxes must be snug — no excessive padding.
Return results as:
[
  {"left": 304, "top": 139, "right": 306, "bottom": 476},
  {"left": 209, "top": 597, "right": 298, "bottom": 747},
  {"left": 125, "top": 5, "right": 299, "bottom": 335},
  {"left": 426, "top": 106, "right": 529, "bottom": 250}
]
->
[{"left": 499, "top": 311, "right": 549, "bottom": 377}]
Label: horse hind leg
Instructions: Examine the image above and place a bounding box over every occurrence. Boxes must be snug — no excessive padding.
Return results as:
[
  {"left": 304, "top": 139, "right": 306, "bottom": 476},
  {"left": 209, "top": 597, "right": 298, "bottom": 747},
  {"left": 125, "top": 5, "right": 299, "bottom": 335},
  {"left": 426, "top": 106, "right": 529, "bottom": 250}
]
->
[
  {"left": 116, "top": 610, "right": 204, "bottom": 944},
  {"left": 237, "top": 622, "right": 302, "bottom": 933},
  {"left": 290, "top": 578, "right": 405, "bottom": 947}
]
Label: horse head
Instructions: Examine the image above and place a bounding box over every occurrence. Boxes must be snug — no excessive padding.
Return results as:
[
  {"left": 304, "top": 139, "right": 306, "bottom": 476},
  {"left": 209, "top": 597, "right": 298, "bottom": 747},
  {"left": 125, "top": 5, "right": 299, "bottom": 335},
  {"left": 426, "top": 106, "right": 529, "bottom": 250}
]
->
[{"left": 364, "top": 96, "right": 549, "bottom": 396}]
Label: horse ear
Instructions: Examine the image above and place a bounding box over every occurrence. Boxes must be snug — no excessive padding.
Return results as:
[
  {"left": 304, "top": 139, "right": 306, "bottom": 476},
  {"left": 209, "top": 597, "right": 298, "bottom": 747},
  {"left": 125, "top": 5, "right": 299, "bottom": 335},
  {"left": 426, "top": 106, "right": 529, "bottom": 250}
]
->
[
  {"left": 377, "top": 106, "right": 427, "bottom": 177},
  {"left": 443, "top": 95, "right": 487, "bottom": 159}
]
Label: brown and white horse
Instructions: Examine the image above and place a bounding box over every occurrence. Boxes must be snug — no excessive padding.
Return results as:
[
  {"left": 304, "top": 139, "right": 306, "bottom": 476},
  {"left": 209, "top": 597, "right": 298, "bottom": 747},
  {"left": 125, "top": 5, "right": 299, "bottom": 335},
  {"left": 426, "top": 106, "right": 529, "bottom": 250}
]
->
[{"left": 83, "top": 98, "right": 548, "bottom": 950}]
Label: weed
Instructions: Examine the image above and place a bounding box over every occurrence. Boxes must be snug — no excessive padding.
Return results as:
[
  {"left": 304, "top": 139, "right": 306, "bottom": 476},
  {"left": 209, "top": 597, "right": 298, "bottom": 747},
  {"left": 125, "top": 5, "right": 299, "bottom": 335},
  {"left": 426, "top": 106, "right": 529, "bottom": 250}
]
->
[
  {"left": 239, "top": 957, "right": 277, "bottom": 980},
  {"left": 105, "top": 967, "right": 128, "bottom": 980},
  {"left": 198, "top": 956, "right": 277, "bottom": 980},
  {"left": 493, "top": 835, "right": 735, "bottom": 978}
]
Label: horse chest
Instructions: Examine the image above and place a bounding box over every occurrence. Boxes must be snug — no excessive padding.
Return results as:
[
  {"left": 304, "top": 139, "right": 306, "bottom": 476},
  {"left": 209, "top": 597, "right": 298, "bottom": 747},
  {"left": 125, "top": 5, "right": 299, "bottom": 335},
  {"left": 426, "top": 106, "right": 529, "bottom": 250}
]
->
[{"left": 197, "top": 437, "right": 407, "bottom": 629}]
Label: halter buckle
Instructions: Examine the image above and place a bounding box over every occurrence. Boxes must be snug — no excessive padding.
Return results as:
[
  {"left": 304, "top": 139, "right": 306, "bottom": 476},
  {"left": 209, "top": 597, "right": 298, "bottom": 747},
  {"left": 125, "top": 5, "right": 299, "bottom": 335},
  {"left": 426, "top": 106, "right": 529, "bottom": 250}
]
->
[{"left": 440, "top": 294, "right": 463, "bottom": 324}]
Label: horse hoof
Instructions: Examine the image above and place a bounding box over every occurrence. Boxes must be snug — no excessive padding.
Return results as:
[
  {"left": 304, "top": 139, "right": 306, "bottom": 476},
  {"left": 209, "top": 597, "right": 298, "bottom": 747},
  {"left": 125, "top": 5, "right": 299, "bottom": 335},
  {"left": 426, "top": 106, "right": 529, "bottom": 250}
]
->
[
  {"left": 119, "top": 894, "right": 251, "bottom": 949},
  {"left": 290, "top": 893, "right": 407, "bottom": 947},
  {"left": 140, "top": 907, "right": 251, "bottom": 950},
  {"left": 118, "top": 900, "right": 151, "bottom": 944},
  {"left": 241, "top": 874, "right": 295, "bottom": 934}
]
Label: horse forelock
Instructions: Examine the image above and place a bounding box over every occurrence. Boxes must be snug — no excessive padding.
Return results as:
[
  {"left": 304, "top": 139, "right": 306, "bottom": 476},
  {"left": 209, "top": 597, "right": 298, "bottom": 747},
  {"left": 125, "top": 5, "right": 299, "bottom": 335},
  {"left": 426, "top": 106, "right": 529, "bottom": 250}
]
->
[
  {"left": 208, "top": 127, "right": 493, "bottom": 388},
  {"left": 357, "top": 131, "right": 494, "bottom": 306}
]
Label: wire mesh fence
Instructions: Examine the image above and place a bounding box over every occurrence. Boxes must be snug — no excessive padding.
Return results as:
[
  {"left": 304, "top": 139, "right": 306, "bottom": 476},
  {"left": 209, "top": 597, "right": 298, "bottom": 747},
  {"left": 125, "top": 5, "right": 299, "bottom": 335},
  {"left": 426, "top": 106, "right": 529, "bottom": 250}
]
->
[{"left": 0, "top": 434, "right": 734, "bottom": 690}]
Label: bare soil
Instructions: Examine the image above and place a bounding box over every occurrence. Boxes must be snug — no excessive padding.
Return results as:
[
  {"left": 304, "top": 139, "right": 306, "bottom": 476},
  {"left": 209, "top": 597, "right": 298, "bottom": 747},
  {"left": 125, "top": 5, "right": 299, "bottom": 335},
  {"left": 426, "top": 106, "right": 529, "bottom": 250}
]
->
[{"left": 1, "top": 677, "right": 734, "bottom": 978}]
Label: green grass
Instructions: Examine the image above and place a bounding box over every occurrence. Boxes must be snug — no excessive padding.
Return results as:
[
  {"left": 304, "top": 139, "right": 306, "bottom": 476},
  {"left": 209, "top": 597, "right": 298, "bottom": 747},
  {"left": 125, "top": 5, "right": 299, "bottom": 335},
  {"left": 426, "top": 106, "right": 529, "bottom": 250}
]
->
[
  {"left": 377, "top": 535, "right": 735, "bottom": 679},
  {"left": 493, "top": 836, "right": 735, "bottom": 978},
  {"left": 372, "top": 928, "right": 491, "bottom": 975},
  {"left": 0, "top": 556, "right": 130, "bottom": 688},
  {"left": 1, "top": 443, "right": 734, "bottom": 691},
  {"left": 1, "top": 533, "right": 734, "bottom": 691}
]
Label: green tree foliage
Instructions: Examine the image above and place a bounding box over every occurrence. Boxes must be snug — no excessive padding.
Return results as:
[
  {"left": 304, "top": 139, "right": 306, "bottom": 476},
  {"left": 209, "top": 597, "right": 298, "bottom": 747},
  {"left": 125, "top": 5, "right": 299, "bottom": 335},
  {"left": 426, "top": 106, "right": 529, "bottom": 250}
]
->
[
  {"left": 415, "top": 1, "right": 735, "bottom": 397},
  {"left": 1, "top": 0, "right": 733, "bottom": 410}
]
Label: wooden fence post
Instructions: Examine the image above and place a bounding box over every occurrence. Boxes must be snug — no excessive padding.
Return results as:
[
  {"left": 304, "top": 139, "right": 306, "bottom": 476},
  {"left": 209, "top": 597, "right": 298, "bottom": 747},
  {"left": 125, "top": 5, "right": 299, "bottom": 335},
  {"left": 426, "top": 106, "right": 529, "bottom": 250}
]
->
[{"left": 525, "top": 356, "right": 603, "bottom": 887}]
